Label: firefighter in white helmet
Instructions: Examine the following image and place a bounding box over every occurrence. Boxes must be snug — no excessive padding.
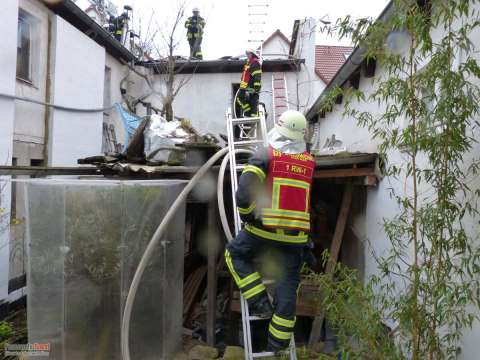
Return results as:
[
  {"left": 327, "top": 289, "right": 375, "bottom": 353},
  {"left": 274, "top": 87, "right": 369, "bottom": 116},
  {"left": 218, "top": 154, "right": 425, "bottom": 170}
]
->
[
  {"left": 185, "top": 7, "right": 205, "bottom": 59},
  {"left": 225, "top": 110, "right": 314, "bottom": 354},
  {"left": 236, "top": 49, "right": 262, "bottom": 118}
]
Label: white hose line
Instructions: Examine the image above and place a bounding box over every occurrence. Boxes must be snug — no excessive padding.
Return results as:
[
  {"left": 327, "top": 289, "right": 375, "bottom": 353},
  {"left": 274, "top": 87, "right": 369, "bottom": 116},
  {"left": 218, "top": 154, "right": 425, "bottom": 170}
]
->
[
  {"left": 217, "top": 149, "right": 254, "bottom": 243},
  {"left": 121, "top": 147, "right": 229, "bottom": 360}
]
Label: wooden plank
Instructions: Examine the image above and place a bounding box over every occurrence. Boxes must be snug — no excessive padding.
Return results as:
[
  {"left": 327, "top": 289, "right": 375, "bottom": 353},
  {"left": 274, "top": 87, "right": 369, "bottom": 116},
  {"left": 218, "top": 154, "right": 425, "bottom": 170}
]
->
[
  {"left": 207, "top": 199, "right": 219, "bottom": 346},
  {"left": 314, "top": 153, "right": 377, "bottom": 168},
  {"left": 314, "top": 167, "right": 375, "bottom": 179},
  {"left": 183, "top": 265, "right": 207, "bottom": 319},
  {"left": 308, "top": 182, "right": 353, "bottom": 346}
]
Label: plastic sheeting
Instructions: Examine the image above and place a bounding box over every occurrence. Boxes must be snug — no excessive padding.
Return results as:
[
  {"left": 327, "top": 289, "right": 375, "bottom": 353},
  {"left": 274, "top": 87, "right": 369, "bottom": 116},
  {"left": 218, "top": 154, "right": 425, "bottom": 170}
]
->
[
  {"left": 24, "top": 179, "right": 187, "bottom": 360},
  {"left": 144, "top": 115, "right": 189, "bottom": 165}
]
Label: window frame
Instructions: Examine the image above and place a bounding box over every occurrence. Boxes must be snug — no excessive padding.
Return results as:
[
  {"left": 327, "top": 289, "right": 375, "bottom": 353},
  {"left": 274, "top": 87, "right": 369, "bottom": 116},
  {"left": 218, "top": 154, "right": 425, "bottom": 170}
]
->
[{"left": 16, "top": 9, "right": 39, "bottom": 86}]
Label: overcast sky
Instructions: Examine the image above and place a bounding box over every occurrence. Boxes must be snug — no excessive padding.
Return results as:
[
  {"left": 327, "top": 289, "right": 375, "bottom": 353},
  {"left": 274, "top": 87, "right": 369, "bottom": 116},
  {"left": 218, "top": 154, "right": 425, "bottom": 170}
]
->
[{"left": 78, "top": 0, "right": 390, "bottom": 59}]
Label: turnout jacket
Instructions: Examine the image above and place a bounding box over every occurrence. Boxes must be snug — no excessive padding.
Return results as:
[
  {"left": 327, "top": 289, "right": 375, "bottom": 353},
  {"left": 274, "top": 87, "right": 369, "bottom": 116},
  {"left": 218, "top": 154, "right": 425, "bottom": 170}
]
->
[
  {"left": 240, "top": 57, "right": 262, "bottom": 93},
  {"left": 236, "top": 146, "right": 315, "bottom": 245},
  {"left": 185, "top": 16, "right": 206, "bottom": 39}
]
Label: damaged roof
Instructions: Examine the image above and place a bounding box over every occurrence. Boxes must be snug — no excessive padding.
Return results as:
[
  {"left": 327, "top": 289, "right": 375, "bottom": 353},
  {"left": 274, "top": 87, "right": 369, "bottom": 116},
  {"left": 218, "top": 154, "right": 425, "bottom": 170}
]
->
[
  {"left": 43, "top": 0, "right": 136, "bottom": 62},
  {"left": 138, "top": 58, "right": 305, "bottom": 74}
]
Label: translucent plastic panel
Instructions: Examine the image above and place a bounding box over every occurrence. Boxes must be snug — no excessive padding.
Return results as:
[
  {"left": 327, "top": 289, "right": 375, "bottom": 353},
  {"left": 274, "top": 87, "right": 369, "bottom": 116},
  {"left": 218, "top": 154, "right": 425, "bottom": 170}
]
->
[{"left": 25, "top": 179, "right": 186, "bottom": 360}]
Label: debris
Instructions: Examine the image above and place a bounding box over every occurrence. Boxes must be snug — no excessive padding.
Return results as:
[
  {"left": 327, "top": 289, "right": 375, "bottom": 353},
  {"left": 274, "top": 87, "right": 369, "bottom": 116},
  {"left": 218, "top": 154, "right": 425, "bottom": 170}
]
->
[
  {"left": 173, "top": 351, "right": 190, "bottom": 360},
  {"left": 144, "top": 114, "right": 190, "bottom": 165},
  {"left": 184, "top": 265, "right": 208, "bottom": 321},
  {"left": 188, "top": 344, "right": 219, "bottom": 360},
  {"left": 222, "top": 346, "right": 244, "bottom": 360}
]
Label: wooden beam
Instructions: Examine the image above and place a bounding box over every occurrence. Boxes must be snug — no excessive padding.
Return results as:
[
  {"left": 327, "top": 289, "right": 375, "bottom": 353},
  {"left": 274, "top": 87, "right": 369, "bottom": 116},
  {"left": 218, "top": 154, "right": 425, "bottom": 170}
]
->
[
  {"left": 308, "top": 182, "right": 353, "bottom": 346},
  {"left": 314, "top": 167, "right": 375, "bottom": 179},
  {"left": 207, "top": 199, "right": 219, "bottom": 346},
  {"left": 0, "top": 166, "right": 102, "bottom": 176}
]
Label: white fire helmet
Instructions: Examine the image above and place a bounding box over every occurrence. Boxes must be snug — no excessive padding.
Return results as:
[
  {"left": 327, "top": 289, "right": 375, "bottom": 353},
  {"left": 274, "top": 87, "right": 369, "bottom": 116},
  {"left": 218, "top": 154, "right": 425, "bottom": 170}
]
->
[
  {"left": 245, "top": 48, "right": 259, "bottom": 58},
  {"left": 275, "top": 110, "right": 307, "bottom": 141},
  {"left": 192, "top": 7, "right": 200, "bottom": 13}
]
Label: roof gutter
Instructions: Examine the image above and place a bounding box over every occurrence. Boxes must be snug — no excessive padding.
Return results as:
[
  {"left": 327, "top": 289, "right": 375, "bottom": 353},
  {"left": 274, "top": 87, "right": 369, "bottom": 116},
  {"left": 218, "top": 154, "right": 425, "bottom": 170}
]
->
[
  {"left": 305, "top": 1, "right": 394, "bottom": 121},
  {"left": 42, "top": 0, "right": 136, "bottom": 63}
]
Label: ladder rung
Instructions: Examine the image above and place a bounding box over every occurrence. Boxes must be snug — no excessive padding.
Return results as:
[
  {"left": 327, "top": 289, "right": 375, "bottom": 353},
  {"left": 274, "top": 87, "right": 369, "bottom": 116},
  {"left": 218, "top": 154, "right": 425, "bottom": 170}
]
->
[
  {"left": 252, "top": 352, "right": 276, "bottom": 358},
  {"left": 233, "top": 140, "right": 264, "bottom": 146},
  {"left": 274, "top": 87, "right": 286, "bottom": 90},
  {"left": 276, "top": 105, "right": 288, "bottom": 108},
  {"left": 275, "top": 96, "right": 286, "bottom": 99},
  {"left": 231, "top": 118, "right": 260, "bottom": 124}
]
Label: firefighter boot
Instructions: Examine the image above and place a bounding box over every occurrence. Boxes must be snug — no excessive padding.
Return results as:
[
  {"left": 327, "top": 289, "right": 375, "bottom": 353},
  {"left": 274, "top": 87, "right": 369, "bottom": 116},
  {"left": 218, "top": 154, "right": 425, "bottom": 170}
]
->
[{"left": 249, "top": 295, "right": 273, "bottom": 319}]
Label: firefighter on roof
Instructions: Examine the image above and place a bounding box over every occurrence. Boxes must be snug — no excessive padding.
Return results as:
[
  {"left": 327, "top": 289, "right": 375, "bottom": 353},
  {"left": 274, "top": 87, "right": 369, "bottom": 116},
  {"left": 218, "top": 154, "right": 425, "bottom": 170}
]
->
[
  {"left": 225, "top": 110, "right": 314, "bottom": 354},
  {"left": 185, "top": 7, "right": 205, "bottom": 59},
  {"left": 237, "top": 49, "right": 262, "bottom": 118}
]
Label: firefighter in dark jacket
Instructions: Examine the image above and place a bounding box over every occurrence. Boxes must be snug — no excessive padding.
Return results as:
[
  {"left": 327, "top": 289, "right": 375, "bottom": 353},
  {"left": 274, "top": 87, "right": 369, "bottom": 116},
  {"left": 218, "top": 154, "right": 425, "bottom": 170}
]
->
[
  {"left": 185, "top": 7, "right": 205, "bottom": 59},
  {"left": 225, "top": 110, "right": 314, "bottom": 354},
  {"left": 111, "top": 12, "right": 128, "bottom": 42},
  {"left": 237, "top": 49, "right": 262, "bottom": 117}
]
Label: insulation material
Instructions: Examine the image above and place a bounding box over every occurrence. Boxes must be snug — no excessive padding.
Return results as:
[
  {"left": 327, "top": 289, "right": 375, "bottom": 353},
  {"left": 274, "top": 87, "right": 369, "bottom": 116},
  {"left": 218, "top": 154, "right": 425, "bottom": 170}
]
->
[{"left": 24, "top": 179, "right": 186, "bottom": 360}]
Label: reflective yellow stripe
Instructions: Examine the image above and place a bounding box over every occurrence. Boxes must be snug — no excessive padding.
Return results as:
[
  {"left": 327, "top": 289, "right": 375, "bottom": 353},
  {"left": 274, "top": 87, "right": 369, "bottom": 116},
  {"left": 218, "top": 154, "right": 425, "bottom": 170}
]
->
[
  {"left": 240, "top": 81, "right": 248, "bottom": 88},
  {"left": 251, "top": 70, "right": 262, "bottom": 76},
  {"left": 238, "top": 202, "right": 256, "bottom": 215},
  {"left": 243, "top": 283, "right": 266, "bottom": 299},
  {"left": 238, "top": 272, "right": 261, "bottom": 288},
  {"left": 253, "top": 82, "right": 261, "bottom": 86},
  {"left": 272, "top": 314, "right": 296, "bottom": 328},
  {"left": 269, "top": 324, "right": 292, "bottom": 340},
  {"left": 262, "top": 218, "right": 310, "bottom": 230},
  {"left": 242, "top": 165, "right": 266, "bottom": 182},
  {"left": 225, "top": 250, "right": 241, "bottom": 284},
  {"left": 261, "top": 208, "right": 310, "bottom": 221},
  {"left": 245, "top": 224, "right": 308, "bottom": 244},
  {"left": 274, "top": 178, "right": 309, "bottom": 189}
]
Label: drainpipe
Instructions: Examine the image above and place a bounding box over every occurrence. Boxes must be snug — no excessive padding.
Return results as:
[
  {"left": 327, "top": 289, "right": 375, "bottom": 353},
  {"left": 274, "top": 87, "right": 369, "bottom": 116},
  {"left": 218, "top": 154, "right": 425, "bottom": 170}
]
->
[{"left": 43, "top": 15, "right": 53, "bottom": 165}]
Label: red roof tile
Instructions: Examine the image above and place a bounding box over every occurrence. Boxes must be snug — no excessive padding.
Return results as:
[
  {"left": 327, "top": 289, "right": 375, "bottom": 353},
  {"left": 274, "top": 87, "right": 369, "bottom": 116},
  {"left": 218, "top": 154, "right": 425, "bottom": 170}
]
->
[{"left": 315, "top": 45, "right": 353, "bottom": 84}]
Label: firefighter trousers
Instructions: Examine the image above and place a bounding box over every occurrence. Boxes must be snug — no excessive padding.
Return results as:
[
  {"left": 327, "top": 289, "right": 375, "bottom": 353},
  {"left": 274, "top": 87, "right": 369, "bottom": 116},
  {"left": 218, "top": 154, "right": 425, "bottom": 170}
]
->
[
  {"left": 225, "top": 229, "right": 304, "bottom": 348},
  {"left": 236, "top": 90, "right": 259, "bottom": 117},
  {"left": 188, "top": 37, "right": 203, "bottom": 59}
]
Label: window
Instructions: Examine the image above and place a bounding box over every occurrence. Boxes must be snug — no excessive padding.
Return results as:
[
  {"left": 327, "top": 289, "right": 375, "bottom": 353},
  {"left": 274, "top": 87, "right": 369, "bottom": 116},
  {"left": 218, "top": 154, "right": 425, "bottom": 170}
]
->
[
  {"left": 17, "top": 12, "right": 32, "bottom": 82},
  {"left": 16, "top": 10, "right": 38, "bottom": 84},
  {"left": 30, "top": 159, "right": 44, "bottom": 167}
]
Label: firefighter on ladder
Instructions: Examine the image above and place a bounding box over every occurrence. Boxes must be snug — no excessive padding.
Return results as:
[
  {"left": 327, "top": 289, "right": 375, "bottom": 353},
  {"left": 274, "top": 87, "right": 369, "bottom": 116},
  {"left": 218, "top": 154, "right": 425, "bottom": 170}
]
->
[
  {"left": 185, "top": 7, "right": 205, "bottom": 59},
  {"left": 225, "top": 110, "right": 314, "bottom": 355},
  {"left": 237, "top": 49, "right": 262, "bottom": 118}
]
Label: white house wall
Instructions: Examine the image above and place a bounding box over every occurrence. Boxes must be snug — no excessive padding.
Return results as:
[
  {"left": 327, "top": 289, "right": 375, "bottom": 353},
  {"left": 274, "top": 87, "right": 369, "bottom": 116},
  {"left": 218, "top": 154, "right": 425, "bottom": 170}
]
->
[
  {"left": 14, "top": 0, "right": 50, "bottom": 162},
  {"left": 315, "top": 7, "right": 480, "bottom": 358},
  {"left": 293, "top": 18, "right": 326, "bottom": 114},
  {"left": 48, "top": 16, "right": 105, "bottom": 166},
  {"left": 140, "top": 70, "right": 301, "bottom": 137},
  {"left": 0, "top": 0, "right": 19, "bottom": 301}
]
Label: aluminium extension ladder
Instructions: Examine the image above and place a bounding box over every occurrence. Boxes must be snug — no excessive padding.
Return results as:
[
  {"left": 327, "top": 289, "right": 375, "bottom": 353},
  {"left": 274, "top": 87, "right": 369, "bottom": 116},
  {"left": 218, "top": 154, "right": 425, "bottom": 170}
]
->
[{"left": 225, "top": 108, "right": 298, "bottom": 360}]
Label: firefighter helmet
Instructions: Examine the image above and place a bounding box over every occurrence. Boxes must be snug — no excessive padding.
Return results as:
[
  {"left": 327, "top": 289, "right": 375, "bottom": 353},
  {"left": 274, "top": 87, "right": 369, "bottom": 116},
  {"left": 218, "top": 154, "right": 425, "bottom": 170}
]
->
[
  {"left": 192, "top": 7, "right": 200, "bottom": 12},
  {"left": 276, "top": 110, "right": 307, "bottom": 140},
  {"left": 245, "top": 49, "right": 259, "bottom": 58}
]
